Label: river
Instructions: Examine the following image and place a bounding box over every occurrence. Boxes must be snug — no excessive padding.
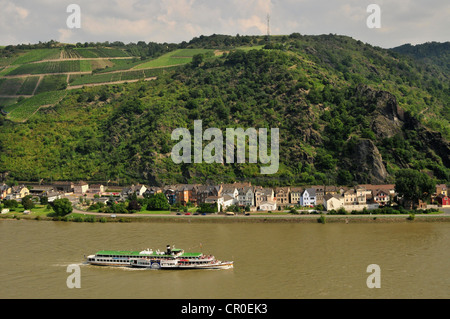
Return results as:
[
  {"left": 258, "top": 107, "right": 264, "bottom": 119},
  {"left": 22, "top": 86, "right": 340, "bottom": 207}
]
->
[{"left": 0, "top": 220, "right": 449, "bottom": 299}]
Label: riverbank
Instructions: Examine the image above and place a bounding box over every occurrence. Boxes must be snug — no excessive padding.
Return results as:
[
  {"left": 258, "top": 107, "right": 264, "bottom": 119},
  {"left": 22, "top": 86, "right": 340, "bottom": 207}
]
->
[{"left": 2, "top": 210, "right": 450, "bottom": 224}]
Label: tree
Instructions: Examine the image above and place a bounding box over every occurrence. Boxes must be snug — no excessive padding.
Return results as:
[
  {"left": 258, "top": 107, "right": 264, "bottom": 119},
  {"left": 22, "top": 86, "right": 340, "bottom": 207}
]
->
[
  {"left": 191, "top": 53, "right": 204, "bottom": 67},
  {"left": 395, "top": 169, "right": 435, "bottom": 209},
  {"left": 22, "top": 195, "right": 35, "bottom": 210},
  {"left": 2, "top": 199, "right": 18, "bottom": 209},
  {"left": 146, "top": 193, "right": 170, "bottom": 211},
  {"left": 40, "top": 196, "right": 49, "bottom": 205},
  {"left": 197, "top": 203, "right": 217, "bottom": 214},
  {"left": 52, "top": 198, "right": 73, "bottom": 216},
  {"left": 127, "top": 199, "right": 141, "bottom": 213}
]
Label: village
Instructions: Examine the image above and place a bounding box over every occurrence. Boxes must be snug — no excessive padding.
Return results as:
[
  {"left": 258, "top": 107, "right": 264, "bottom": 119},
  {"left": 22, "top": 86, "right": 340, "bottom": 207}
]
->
[{"left": 1, "top": 180, "right": 449, "bottom": 215}]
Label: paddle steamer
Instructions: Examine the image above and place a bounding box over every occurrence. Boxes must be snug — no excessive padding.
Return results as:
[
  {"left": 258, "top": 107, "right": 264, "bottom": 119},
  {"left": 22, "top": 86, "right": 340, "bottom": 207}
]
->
[{"left": 86, "top": 245, "right": 233, "bottom": 269}]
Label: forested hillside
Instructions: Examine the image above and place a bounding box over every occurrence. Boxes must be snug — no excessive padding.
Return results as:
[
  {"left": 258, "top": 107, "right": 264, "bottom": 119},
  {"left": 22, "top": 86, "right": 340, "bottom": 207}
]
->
[{"left": 0, "top": 34, "right": 448, "bottom": 187}]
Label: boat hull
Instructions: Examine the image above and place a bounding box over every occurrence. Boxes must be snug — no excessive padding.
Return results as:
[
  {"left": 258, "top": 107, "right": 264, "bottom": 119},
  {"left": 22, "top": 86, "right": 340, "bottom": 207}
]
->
[{"left": 130, "top": 260, "right": 234, "bottom": 270}]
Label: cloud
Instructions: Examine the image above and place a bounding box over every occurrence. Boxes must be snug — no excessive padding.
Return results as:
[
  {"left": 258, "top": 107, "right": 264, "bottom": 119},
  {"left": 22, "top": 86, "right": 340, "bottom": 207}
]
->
[{"left": 0, "top": 0, "right": 448, "bottom": 48}]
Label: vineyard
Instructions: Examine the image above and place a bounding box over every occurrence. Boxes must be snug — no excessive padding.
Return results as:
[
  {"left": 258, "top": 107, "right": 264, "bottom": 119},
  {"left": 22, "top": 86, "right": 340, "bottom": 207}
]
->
[
  {"left": 35, "top": 75, "right": 67, "bottom": 94},
  {"left": 5, "top": 60, "right": 92, "bottom": 76},
  {"left": 132, "top": 49, "right": 214, "bottom": 69},
  {"left": 69, "top": 66, "right": 179, "bottom": 86},
  {"left": 5, "top": 90, "right": 68, "bottom": 122},
  {"left": 11, "top": 48, "right": 61, "bottom": 65},
  {"left": 0, "top": 46, "right": 208, "bottom": 122},
  {"left": 74, "top": 47, "right": 130, "bottom": 58},
  {"left": 16, "top": 76, "right": 40, "bottom": 95},
  {"left": 0, "top": 78, "right": 25, "bottom": 95}
]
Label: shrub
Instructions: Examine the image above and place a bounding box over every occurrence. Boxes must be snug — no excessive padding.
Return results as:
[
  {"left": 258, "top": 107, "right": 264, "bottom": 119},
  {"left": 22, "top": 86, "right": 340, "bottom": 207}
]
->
[{"left": 318, "top": 214, "right": 326, "bottom": 224}]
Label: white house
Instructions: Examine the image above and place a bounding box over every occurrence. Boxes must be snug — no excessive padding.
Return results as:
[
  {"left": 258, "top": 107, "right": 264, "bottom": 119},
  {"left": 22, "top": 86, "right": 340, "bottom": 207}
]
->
[
  {"left": 47, "top": 192, "right": 62, "bottom": 203},
  {"left": 238, "top": 187, "right": 254, "bottom": 207},
  {"left": 258, "top": 201, "right": 277, "bottom": 211},
  {"left": 122, "top": 184, "right": 147, "bottom": 198},
  {"left": 324, "top": 194, "right": 344, "bottom": 211},
  {"left": 222, "top": 186, "right": 239, "bottom": 205},
  {"left": 74, "top": 181, "right": 89, "bottom": 194},
  {"left": 300, "top": 188, "right": 316, "bottom": 207},
  {"left": 222, "top": 195, "right": 235, "bottom": 210}
]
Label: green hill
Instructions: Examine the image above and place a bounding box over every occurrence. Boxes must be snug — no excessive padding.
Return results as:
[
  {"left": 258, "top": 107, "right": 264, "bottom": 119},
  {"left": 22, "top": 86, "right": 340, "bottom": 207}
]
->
[{"left": 0, "top": 34, "right": 448, "bottom": 187}]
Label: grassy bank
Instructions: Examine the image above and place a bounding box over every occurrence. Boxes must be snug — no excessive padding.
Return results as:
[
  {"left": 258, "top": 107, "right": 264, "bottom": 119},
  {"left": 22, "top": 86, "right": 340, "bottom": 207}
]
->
[{"left": 2, "top": 210, "right": 450, "bottom": 224}]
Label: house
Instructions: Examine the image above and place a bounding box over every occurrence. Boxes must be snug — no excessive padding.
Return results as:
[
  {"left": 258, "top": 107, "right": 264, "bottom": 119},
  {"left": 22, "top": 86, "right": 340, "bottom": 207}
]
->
[
  {"left": 254, "top": 187, "right": 274, "bottom": 208},
  {"left": 89, "top": 184, "right": 105, "bottom": 194},
  {"left": 145, "top": 186, "right": 162, "bottom": 196},
  {"left": 30, "top": 185, "right": 54, "bottom": 196},
  {"left": 358, "top": 184, "right": 396, "bottom": 197},
  {"left": 373, "top": 189, "right": 390, "bottom": 206},
  {"left": 222, "top": 185, "right": 239, "bottom": 199},
  {"left": 300, "top": 188, "right": 316, "bottom": 207},
  {"left": 401, "top": 198, "right": 427, "bottom": 210},
  {"left": 436, "top": 195, "right": 450, "bottom": 207},
  {"left": 46, "top": 192, "right": 62, "bottom": 203},
  {"left": 258, "top": 201, "right": 277, "bottom": 211},
  {"left": 164, "top": 188, "right": 177, "bottom": 205},
  {"left": 74, "top": 181, "right": 89, "bottom": 194},
  {"left": 176, "top": 184, "right": 199, "bottom": 206},
  {"left": 238, "top": 187, "right": 254, "bottom": 207},
  {"left": 436, "top": 184, "right": 448, "bottom": 196},
  {"left": 222, "top": 195, "right": 235, "bottom": 210},
  {"left": 275, "top": 187, "right": 290, "bottom": 208},
  {"left": 289, "top": 187, "right": 303, "bottom": 205},
  {"left": 11, "top": 185, "right": 30, "bottom": 199},
  {"left": 53, "top": 181, "right": 74, "bottom": 193},
  {"left": 343, "top": 188, "right": 367, "bottom": 206},
  {"left": 222, "top": 185, "right": 239, "bottom": 206},
  {"left": 196, "top": 185, "right": 222, "bottom": 205},
  {"left": 311, "top": 185, "right": 325, "bottom": 205},
  {"left": 121, "top": 184, "right": 147, "bottom": 198},
  {"left": 176, "top": 186, "right": 190, "bottom": 206},
  {"left": 324, "top": 194, "right": 344, "bottom": 211},
  {"left": 0, "top": 184, "right": 12, "bottom": 199},
  {"left": 324, "top": 185, "right": 339, "bottom": 195}
]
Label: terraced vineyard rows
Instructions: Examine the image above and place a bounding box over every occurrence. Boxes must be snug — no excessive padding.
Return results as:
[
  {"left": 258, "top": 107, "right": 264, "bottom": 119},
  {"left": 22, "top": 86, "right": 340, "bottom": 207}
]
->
[
  {"left": 12, "top": 48, "right": 61, "bottom": 65},
  {"left": 4, "top": 60, "right": 93, "bottom": 76},
  {"left": 69, "top": 66, "right": 179, "bottom": 86},
  {"left": 0, "top": 47, "right": 209, "bottom": 121},
  {"left": 16, "top": 76, "right": 40, "bottom": 95},
  {"left": 5, "top": 90, "right": 68, "bottom": 122},
  {"left": 74, "top": 47, "right": 130, "bottom": 58}
]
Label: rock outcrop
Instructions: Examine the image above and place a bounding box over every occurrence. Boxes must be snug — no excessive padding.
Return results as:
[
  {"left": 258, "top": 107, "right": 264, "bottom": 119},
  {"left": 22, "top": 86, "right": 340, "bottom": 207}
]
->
[{"left": 348, "top": 138, "right": 388, "bottom": 184}]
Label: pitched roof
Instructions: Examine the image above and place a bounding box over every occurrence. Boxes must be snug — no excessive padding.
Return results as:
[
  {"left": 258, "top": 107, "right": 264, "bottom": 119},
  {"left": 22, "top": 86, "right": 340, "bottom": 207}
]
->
[
  {"left": 324, "top": 194, "right": 341, "bottom": 201},
  {"left": 303, "top": 188, "right": 316, "bottom": 196}
]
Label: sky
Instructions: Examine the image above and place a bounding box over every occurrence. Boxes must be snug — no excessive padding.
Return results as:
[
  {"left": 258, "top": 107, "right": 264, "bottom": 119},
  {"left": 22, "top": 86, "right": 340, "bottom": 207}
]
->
[{"left": 0, "top": 0, "right": 449, "bottom": 48}]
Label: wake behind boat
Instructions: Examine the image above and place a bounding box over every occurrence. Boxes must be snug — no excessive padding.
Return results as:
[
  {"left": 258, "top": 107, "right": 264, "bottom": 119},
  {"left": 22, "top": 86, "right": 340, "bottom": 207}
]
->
[{"left": 86, "top": 245, "right": 233, "bottom": 270}]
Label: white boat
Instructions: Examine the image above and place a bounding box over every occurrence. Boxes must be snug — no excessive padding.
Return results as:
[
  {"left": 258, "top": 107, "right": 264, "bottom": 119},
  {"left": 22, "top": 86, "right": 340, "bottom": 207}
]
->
[{"left": 86, "top": 245, "right": 233, "bottom": 270}]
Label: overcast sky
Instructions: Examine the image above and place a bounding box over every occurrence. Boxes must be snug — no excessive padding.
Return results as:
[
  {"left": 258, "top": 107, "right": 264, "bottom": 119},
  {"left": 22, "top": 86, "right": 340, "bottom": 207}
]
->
[{"left": 0, "top": 0, "right": 448, "bottom": 48}]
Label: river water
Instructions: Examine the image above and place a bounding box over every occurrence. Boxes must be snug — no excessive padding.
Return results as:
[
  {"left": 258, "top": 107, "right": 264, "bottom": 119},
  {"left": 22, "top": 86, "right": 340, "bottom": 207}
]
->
[{"left": 0, "top": 220, "right": 449, "bottom": 299}]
